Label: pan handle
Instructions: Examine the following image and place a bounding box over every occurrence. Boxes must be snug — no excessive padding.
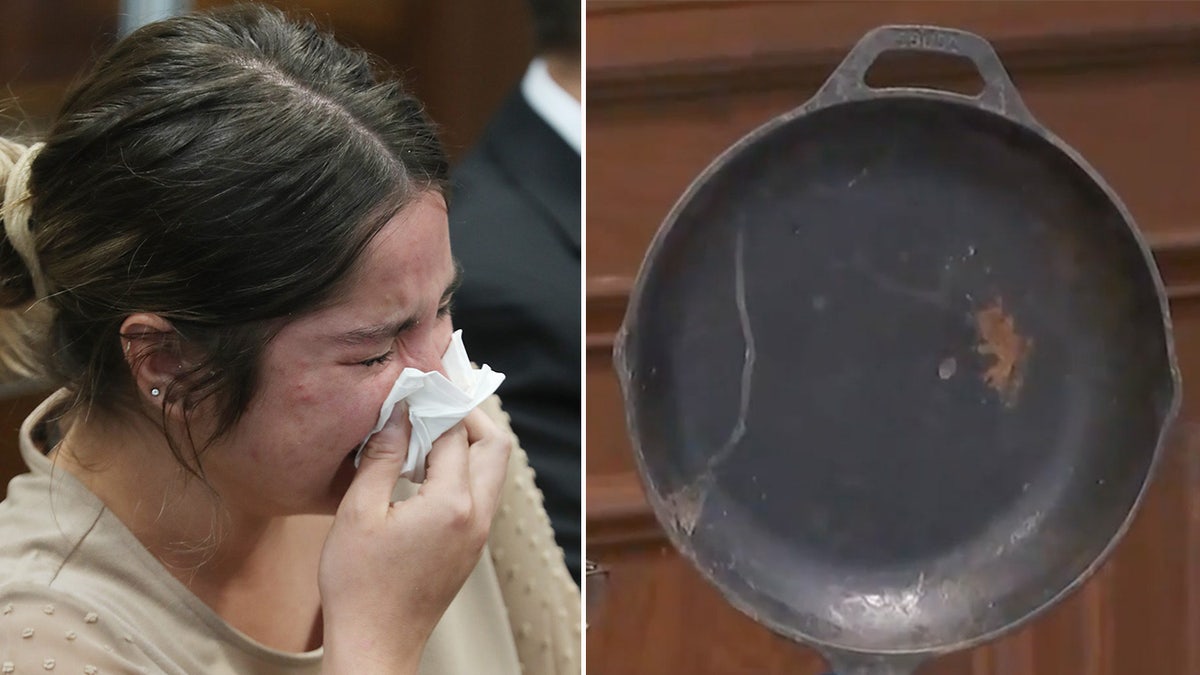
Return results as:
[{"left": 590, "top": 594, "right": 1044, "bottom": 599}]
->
[
  {"left": 824, "top": 651, "right": 926, "bottom": 675},
  {"left": 811, "top": 25, "right": 1034, "bottom": 125}
]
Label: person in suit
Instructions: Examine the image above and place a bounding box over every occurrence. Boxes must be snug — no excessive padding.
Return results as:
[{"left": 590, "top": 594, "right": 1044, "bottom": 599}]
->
[{"left": 448, "top": 0, "right": 581, "bottom": 583}]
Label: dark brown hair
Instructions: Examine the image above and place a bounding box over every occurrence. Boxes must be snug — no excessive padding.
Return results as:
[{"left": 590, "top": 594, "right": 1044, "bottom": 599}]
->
[{"left": 0, "top": 3, "right": 448, "bottom": 477}]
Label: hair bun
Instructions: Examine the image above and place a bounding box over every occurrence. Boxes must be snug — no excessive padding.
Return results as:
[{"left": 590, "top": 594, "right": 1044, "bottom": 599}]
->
[
  {"left": 0, "top": 138, "right": 50, "bottom": 380},
  {"left": 0, "top": 138, "right": 44, "bottom": 306}
]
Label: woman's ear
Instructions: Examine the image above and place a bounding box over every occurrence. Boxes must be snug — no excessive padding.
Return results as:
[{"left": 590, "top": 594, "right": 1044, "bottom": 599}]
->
[{"left": 119, "top": 313, "right": 184, "bottom": 412}]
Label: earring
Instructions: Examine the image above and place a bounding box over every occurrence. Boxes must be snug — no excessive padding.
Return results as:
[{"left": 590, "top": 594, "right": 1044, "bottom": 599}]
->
[
  {"left": 150, "top": 387, "right": 160, "bottom": 397},
  {"left": 124, "top": 341, "right": 131, "bottom": 354}
]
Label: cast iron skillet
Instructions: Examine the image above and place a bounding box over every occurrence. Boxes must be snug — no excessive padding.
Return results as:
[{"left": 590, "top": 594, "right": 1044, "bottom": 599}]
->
[{"left": 614, "top": 25, "right": 1181, "bottom": 675}]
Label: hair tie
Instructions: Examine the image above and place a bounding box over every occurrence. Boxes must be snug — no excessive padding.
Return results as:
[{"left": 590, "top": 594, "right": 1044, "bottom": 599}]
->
[{"left": 1, "top": 142, "right": 49, "bottom": 300}]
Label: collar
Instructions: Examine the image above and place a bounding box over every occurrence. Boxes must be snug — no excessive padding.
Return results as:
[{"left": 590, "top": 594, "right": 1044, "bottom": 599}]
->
[{"left": 520, "top": 58, "right": 581, "bottom": 155}]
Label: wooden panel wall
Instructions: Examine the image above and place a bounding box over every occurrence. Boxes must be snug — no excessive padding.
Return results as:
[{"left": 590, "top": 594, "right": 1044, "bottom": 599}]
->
[
  {"left": 586, "top": 2, "right": 1200, "bottom": 673},
  {"left": 3, "top": 0, "right": 533, "bottom": 155},
  {"left": 0, "top": 0, "right": 120, "bottom": 128}
]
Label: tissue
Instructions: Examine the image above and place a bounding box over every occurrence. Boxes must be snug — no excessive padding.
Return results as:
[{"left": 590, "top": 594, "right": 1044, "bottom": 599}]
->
[{"left": 354, "top": 329, "right": 505, "bottom": 483}]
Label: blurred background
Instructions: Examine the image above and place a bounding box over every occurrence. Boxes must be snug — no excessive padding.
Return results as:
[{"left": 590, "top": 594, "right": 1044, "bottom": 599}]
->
[
  {"left": 0, "top": 0, "right": 535, "bottom": 485},
  {"left": 586, "top": 1, "right": 1200, "bottom": 674},
  {"left": 0, "top": 0, "right": 534, "bottom": 156}
]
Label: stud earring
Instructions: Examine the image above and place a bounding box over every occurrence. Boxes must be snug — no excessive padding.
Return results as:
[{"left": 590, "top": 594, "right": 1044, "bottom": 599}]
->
[{"left": 150, "top": 388, "right": 160, "bottom": 397}]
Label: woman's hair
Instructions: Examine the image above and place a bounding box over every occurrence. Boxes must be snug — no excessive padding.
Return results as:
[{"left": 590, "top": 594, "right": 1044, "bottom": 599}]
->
[{"left": 0, "top": 3, "right": 448, "bottom": 477}]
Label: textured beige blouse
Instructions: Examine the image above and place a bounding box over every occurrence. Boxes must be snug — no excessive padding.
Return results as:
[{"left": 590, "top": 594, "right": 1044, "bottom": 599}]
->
[{"left": 0, "top": 391, "right": 580, "bottom": 674}]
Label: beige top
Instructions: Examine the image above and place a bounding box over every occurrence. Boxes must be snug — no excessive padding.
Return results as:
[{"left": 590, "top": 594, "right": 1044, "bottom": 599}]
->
[{"left": 0, "top": 391, "right": 580, "bottom": 674}]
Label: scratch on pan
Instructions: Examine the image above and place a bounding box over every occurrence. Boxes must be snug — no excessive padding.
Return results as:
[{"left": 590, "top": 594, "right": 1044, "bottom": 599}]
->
[
  {"left": 846, "top": 165, "right": 869, "bottom": 188},
  {"left": 665, "top": 228, "right": 758, "bottom": 537},
  {"left": 837, "top": 572, "right": 929, "bottom": 628},
  {"left": 974, "top": 297, "right": 1032, "bottom": 407},
  {"left": 666, "top": 480, "right": 709, "bottom": 537},
  {"left": 850, "top": 255, "right": 948, "bottom": 309},
  {"left": 708, "top": 227, "right": 756, "bottom": 469}
]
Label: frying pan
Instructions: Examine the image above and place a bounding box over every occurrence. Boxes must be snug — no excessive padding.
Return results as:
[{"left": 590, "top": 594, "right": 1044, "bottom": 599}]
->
[{"left": 614, "top": 25, "right": 1181, "bottom": 675}]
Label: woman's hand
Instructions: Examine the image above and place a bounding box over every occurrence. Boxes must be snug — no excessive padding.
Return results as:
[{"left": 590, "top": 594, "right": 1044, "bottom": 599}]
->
[{"left": 318, "top": 407, "right": 512, "bottom": 675}]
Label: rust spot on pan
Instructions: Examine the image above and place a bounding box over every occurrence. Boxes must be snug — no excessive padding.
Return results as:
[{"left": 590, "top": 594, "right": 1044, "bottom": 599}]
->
[{"left": 974, "top": 298, "right": 1033, "bottom": 407}]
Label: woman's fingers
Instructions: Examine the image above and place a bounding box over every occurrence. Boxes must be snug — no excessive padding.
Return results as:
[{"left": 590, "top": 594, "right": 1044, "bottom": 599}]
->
[
  {"left": 321, "top": 403, "right": 514, "bottom": 675},
  {"left": 420, "top": 421, "right": 471, "bottom": 497},
  {"left": 345, "top": 405, "right": 510, "bottom": 545},
  {"left": 343, "top": 404, "right": 411, "bottom": 516},
  {"left": 462, "top": 408, "right": 511, "bottom": 515}
]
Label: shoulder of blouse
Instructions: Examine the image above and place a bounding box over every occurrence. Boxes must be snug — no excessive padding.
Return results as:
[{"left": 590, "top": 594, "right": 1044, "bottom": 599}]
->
[
  {"left": 478, "top": 395, "right": 582, "bottom": 675},
  {"left": 0, "top": 584, "right": 159, "bottom": 674}
]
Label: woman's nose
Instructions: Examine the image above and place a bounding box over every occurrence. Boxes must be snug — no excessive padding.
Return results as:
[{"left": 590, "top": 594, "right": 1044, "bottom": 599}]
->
[
  {"left": 410, "top": 349, "right": 443, "bottom": 375},
  {"left": 412, "top": 328, "right": 453, "bottom": 374}
]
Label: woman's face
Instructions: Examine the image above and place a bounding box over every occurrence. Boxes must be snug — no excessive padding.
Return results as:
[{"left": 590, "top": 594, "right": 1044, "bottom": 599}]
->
[{"left": 202, "top": 191, "right": 457, "bottom": 516}]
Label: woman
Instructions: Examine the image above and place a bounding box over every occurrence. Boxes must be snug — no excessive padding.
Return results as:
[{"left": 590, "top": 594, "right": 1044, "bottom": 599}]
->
[{"left": 0, "top": 4, "right": 579, "bottom": 674}]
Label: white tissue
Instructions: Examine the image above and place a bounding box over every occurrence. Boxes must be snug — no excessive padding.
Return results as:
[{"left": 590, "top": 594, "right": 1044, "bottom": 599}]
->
[{"left": 354, "top": 329, "right": 505, "bottom": 483}]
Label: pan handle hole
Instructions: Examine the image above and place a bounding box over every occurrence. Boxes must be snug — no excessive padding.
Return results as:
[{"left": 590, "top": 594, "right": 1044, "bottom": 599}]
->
[{"left": 863, "top": 50, "right": 987, "bottom": 97}]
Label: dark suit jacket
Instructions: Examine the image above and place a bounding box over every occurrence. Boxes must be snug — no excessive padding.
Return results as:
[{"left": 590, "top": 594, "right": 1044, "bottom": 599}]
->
[{"left": 448, "top": 89, "right": 581, "bottom": 583}]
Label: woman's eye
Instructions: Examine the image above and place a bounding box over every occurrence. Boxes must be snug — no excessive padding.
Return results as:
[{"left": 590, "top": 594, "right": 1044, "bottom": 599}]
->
[
  {"left": 436, "top": 300, "right": 453, "bottom": 318},
  {"left": 359, "top": 350, "right": 394, "bottom": 367}
]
